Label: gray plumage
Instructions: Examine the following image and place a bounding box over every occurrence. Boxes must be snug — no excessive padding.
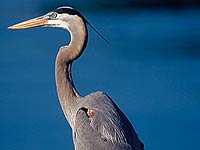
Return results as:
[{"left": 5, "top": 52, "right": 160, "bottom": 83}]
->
[
  {"left": 8, "top": 6, "right": 144, "bottom": 150},
  {"left": 74, "top": 92, "right": 143, "bottom": 150}
]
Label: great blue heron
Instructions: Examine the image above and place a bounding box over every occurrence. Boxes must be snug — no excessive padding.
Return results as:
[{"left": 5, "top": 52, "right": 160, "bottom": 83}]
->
[{"left": 9, "top": 6, "right": 144, "bottom": 150}]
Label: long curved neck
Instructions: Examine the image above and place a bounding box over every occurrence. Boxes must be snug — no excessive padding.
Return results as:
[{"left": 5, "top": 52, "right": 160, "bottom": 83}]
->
[{"left": 55, "top": 18, "right": 87, "bottom": 128}]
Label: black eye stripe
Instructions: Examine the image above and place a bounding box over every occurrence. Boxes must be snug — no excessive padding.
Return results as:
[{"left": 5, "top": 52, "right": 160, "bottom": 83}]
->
[
  {"left": 54, "top": 7, "right": 84, "bottom": 20},
  {"left": 55, "top": 8, "right": 77, "bottom": 15}
]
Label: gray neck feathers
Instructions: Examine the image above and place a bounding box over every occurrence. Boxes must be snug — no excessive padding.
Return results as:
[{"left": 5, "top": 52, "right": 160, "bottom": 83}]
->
[{"left": 55, "top": 16, "right": 87, "bottom": 128}]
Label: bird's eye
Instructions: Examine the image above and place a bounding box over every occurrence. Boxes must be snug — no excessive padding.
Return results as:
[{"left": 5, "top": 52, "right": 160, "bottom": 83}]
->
[{"left": 51, "top": 12, "right": 57, "bottom": 18}]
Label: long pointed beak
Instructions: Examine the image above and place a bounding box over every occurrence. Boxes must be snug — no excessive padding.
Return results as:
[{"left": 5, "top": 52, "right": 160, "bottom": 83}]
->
[{"left": 8, "top": 16, "right": 48, "bottom": 30}]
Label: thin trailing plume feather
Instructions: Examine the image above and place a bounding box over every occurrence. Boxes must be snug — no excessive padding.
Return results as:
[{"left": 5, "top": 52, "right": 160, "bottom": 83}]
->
[{"left": 86, "top": 20, "right": 110, "bottom": 45}]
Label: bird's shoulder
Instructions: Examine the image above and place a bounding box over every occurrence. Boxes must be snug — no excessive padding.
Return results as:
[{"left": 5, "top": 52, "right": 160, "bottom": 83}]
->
[
  {"left": 79, "top": 91, "right": 143, "bottom": 149},
  {"left": 82, "top": 91, "right": 114, "bottom": 107},
  {"left": 82, "top": 91, "right": 122, "bottom": 115},
  {"left": 74, "top": 107, "right": 132, "bottom": 150}
]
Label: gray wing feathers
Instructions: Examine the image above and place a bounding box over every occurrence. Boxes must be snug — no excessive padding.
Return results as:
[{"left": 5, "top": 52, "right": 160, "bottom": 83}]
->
[
  {"left": 74, "top": 91, "right": 144, "bottom": 150},
  {"left": 74, "top": 108, "right": 132, "bottom": 150}
]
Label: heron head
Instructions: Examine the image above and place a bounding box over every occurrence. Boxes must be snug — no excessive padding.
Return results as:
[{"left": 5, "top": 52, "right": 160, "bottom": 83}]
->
[
  {"left": 8, "top": 6, "right": 110, "bottom": 44},
  {"left": 8, "top": 6, "right": 85, "bottom": 30}
]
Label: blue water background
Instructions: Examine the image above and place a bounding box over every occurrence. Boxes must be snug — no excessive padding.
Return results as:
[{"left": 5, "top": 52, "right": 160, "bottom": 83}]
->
[{"left": 1, "top": 1, "right": 200, "bottom": 150}]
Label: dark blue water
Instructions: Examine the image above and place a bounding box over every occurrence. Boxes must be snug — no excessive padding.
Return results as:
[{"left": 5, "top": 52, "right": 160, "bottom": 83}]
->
[{"left": 1, "top": 1, "right": 200, "bottom": 150}]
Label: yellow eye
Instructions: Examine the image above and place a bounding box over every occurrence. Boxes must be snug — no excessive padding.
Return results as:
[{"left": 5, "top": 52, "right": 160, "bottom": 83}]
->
[{"left": 51, "top": 12, "right": 57, "bottom": 18}]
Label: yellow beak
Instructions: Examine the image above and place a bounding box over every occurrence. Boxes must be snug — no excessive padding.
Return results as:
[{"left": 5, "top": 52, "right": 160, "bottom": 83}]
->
[{"left": 8, "top": 16, "right": 48, "bottom": 30}]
